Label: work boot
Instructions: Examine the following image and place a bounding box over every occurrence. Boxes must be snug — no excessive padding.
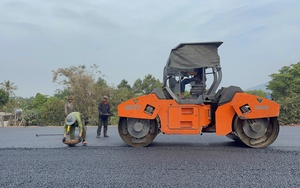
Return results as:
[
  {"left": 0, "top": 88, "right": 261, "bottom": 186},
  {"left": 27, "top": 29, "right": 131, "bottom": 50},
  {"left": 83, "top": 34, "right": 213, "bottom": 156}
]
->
[{"left": 104, "top": 134, "right": 109, "bottom": 137}]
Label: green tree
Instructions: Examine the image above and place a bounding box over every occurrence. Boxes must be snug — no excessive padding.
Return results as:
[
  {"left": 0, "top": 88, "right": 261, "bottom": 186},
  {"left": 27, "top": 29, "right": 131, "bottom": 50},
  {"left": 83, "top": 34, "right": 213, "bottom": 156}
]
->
[
  {"left": 267, "top": 62, "right": 300, "bottom": 125},
  {"left": 18, "top": 94, "right": 65, "bottom": 126},
  {"left": 40, "top": 97, "right": 65, "bottom": 126},
  {"left": 278, "top": 93, "right": 300, "bottom": 125},
  {"left": 132, "top": 74, "right": 162, "bottom": 95},
  {"left": 0, "top": 80, "right": 18, "bottom": 97},
  {"left": 0, "top": 89, "right": 9, "bottom": 111},
  {"left": 244, "top": 89, "right": 268, "bottom": 98},
  {"left": 2, "top": 98, "right": 19, "bottom": 113},
  {"left": 18, "top": 97, "right": 35, "bottom": 112},
  {"left": 53, "top": 89, "right": 70, "bottom": 100},
  {"left": 25, "top": 93, "right": 48, "bottom": 125},
  {"left": 23, "top": 109, "right": 39, "bottom": 126},
  {"left": 109, "top": 87, "right": 129, "bottom": 124},
  {"left": 267, "top": 62, "right": 300, "bottom": 100},
  {"left": 94, "top": 77, "right": 112, "bottom": 100},
  {"left": 117, "top": 79, "right": 132, "bottom": 90},
  {"left": 52, "top": 65, "right": 105, "bottom": 123},
  {"left": 109, "top": 80, "right": 135, "bottom": 125},
  {"left": 132, "top": 78, "right": 143, "bottom": 95},
  {"left": 32, "top": 93, "right": 48, "bottom": 111}
]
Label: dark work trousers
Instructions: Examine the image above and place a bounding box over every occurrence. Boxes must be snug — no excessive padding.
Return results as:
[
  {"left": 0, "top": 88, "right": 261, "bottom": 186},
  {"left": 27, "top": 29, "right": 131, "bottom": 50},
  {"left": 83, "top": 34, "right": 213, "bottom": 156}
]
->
[
  {"left": 69, "top": 123, "right": 87, "bottom": 141},
  {"left": 97, "top": 116, "right": 108, "bottom": 136}
]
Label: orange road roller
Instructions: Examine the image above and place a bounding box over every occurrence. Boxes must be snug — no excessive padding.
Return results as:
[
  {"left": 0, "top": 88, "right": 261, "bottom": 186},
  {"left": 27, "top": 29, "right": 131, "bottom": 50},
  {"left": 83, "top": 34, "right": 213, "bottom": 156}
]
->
[{"left": 118, "top": 42, "right": 280, "bottom": 148}]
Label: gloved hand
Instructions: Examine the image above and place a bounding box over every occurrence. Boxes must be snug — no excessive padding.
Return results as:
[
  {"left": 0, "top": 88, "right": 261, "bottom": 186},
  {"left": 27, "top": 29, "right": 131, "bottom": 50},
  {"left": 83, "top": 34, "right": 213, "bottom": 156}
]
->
[
  {"left": 78, "top": 137, "right": 82, "bottom": 143},
  {"left": 62, "top": 137, "right": 66, "bottom": 143}
]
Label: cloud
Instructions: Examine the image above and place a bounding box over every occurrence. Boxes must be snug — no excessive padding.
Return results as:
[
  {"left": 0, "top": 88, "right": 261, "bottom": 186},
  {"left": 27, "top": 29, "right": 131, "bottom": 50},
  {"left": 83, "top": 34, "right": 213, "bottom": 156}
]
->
[{"left": 0, "top": 0, "right": 299, "bottom": 97}]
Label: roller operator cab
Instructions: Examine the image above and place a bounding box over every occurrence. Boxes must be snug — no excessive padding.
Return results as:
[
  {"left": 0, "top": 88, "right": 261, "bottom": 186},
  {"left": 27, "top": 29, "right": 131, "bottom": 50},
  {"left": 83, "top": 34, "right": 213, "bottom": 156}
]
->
[{"left": 118, "top": 42, "right": 280, "bottom": 148}]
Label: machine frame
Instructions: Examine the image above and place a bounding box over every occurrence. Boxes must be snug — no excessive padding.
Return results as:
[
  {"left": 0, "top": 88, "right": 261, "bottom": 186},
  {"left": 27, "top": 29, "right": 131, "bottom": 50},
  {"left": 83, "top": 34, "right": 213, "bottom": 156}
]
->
[{"left": 118, "top": 42, "right": 280, "bottom": 148}]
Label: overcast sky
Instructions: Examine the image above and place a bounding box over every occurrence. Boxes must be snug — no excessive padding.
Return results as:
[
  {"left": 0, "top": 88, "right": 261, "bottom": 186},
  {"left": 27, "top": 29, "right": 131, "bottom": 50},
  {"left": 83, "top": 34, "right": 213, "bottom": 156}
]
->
[{"left": 1, "top": 0, "right": 299, "bottom": 98}]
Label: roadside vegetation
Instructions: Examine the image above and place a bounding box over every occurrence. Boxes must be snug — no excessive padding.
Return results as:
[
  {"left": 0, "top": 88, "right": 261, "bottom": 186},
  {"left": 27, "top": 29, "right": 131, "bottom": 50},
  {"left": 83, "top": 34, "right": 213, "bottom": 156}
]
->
[
  {"left": 1, "top": 62, "right": 299, "bottom": 126},
  {"left": 0, "top": 65, "right": 161, "bottom": 126}
]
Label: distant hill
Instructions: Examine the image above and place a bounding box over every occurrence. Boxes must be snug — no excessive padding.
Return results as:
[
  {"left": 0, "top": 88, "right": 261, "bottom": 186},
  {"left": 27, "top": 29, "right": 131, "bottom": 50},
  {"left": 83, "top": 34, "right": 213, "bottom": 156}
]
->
[{"left": 246, "top": 83, "right": 271, "bottom": 92}]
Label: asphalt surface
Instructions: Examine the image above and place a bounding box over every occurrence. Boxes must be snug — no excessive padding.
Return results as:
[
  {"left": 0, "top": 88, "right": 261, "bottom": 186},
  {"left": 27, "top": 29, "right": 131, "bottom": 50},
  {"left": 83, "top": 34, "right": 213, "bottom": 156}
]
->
[{"left": 0, "top": 125, "right": 299, "bottom": 188}]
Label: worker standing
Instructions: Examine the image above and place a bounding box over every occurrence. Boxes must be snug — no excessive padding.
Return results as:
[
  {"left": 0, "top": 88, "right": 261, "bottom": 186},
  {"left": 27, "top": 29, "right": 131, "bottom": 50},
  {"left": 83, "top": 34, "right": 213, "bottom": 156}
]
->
[
  {"left": 65, "top": 96, "right": 75, "bottom": 116},
  {"left": 64, "top": 96, "right": 75, "bottom": 135},
  {"left": 97, "top": 95, "right": 112, "bottom": 138},
  {"left": 62, "top": 112, "right": 87, "bottom": 146}
]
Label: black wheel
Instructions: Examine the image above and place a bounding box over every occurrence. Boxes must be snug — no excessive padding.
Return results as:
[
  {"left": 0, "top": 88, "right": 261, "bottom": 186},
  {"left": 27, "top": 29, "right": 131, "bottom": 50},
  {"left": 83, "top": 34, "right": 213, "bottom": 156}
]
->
[
  {"left": 118, "top": 117, "right": 159, "bottom": 147},
  {"left": 232, "top": 116, "right": 280, "bottom": 148}
]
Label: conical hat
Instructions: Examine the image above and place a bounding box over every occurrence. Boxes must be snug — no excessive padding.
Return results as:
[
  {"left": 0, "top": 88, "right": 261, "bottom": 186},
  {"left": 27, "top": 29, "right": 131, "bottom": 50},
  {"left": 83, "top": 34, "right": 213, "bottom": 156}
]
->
[{"left": 66, "top": 114, "right": 76, "bottom": 125}]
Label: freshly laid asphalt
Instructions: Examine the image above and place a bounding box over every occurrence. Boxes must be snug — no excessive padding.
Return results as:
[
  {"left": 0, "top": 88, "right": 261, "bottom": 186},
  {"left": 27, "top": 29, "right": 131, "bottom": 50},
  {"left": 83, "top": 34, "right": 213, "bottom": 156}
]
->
[{"left": 0, "top": 125, "right": 299, "bottom": 187}]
